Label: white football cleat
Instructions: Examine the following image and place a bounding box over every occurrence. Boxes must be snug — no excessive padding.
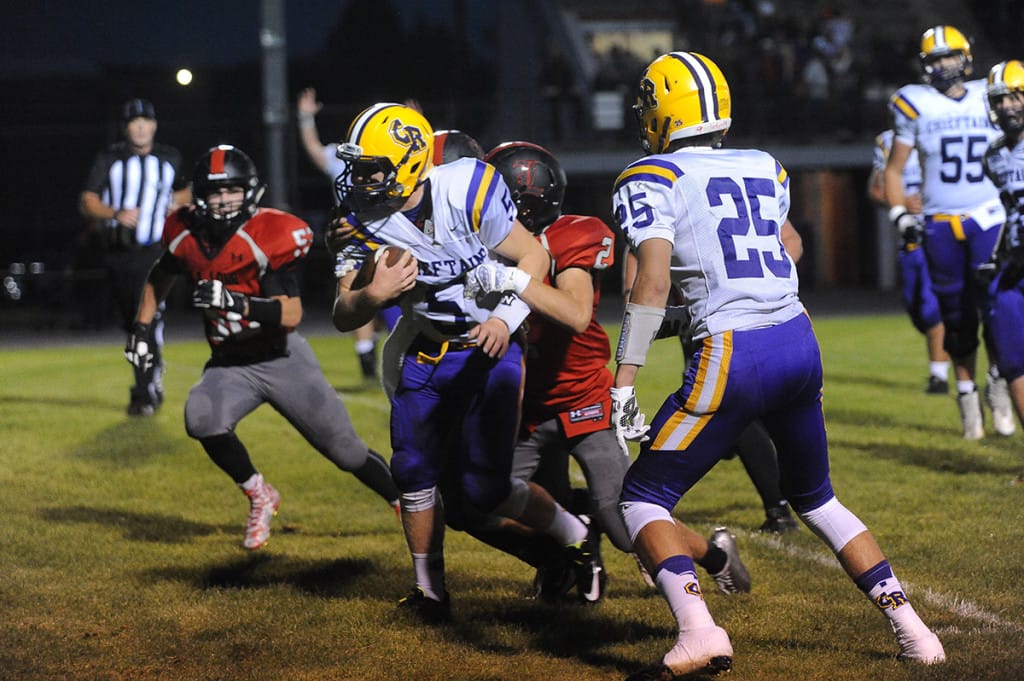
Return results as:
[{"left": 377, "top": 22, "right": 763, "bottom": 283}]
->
[
  {"left": 957, "top": 391, "right": 984, "bottom": 440},
  {"left": 985, "top": 375, "right": 1016, "bottom": 436},
  {"left": 663, "top": 625, "right": 734, "bottom": 676},
  {"left": 896, "top": 628, "right": 946, "bottom": 664},
  {"left": 241, "top": 475, "right": 280, "bottom": 550}
]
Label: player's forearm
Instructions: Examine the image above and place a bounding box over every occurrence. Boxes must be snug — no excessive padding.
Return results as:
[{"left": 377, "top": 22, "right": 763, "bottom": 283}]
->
[
  {"left": 299, "top": 127, "right": 328, "bottom": 172},
  {"left": 331, "top": 286, "right": 379, "bottom": 332},
  {"left": 519, "top": 285, "right": 590, "bottom": 333}
]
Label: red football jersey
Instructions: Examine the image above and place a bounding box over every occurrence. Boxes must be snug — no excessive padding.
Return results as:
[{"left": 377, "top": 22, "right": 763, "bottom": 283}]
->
[
  {"left": 162, "top": 207, "right": 313, "bottom": 357},
  {"left": 522, "top": 214, "right": 616, "bottom": 436}
]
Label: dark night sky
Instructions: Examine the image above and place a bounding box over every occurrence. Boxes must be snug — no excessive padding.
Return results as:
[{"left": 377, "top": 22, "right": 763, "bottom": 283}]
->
[{"left": 2, "top": 0, "right": 472, "bottom": 74}]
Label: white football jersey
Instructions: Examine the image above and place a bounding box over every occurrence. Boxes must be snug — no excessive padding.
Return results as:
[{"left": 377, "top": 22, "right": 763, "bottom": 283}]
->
[
  {"left": 613, "top": 147, "right": 803, "bottom": 341},
  {"left": 343, "top": 157, "right": 527, "bottom": 339},
  {"left": 873, "top": 129, "right": 922, "bottom": 195},
  {"left": 984, "top": 135, "right": 1024, "bottom": 248},
  {"left": 890, "top": 80, "right": 1003, "bottom": 219}
]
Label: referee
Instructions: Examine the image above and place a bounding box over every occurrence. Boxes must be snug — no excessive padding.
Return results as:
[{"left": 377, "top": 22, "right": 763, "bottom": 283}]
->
[{"left": 80, "top": 98, "right": 191, "bottom": 416}]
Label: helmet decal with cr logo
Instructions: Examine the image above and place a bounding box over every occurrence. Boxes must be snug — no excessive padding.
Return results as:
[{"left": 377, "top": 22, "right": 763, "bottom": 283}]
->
[{"left": 389, "top": 118, "right": 427, "bottom": 154}]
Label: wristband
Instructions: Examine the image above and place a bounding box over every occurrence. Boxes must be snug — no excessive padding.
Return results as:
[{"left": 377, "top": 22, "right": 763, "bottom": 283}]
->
[
  {"left": 247, "top": 297, "right": 282, "bottom": 325},
  {"left": 298, "top": 112, "right": 316, "bottom": 129},
  {"left": 615, "top": 303, "right": 666, "bottom": 366},
  {"left": 888, "top": 205, "right": 907, "bottom": 222},
  {"left": 509, "top": 267, "right": 531, "bottom": 295},
  {"left": 491, "top": 295, "right": 531, "bottom": 332}
]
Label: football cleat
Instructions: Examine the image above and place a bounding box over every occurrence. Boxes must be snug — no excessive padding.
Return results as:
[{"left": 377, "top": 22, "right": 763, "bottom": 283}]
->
[
  {"left": 896, "top": 627, "right": 946, "bottom": 664},
  {"left": 758, "top": 504, "right": 799, "bottom": 534},
  {"left": 567, "top": 515, "right": 606, "bottom": 604},
  {"left": 708, "top": 527, "right": 751, "bottom": 594},
  {"left": 957, "top": 390, "right": 984, "bottom": 440},
  {"left": 241, "top": 475, "right": 280, "bottom": 550},
  {"left": 397, "top": 586, "right": 451, "bottom": 624},
  {"left": 984, "top": 375, "right": 1016, "bottom": 436},
  {"left": 926, "top": 376, "right": 949, "bottom": 394},
  {"left": 626, "top": 625, "right": 734, "bottom": 680}
]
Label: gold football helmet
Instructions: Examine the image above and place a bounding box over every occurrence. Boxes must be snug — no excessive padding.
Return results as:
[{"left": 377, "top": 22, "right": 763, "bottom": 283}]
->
[
  {"left": 987, "top": 60, "right": 1024, "bottom": 135},
  {"left": 919, "top": 25, "right": 972, "bottom": 90},
  {"left": 334, "top": 102, "right": 434, "bottom": 220},
  {"left": 633, "top": 51, "right": 731, "bottom": 154}
]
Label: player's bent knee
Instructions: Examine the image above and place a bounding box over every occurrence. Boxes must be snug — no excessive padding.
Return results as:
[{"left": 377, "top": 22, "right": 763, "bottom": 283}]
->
[
  {"left": 490, "top": 477, "right": 530, "bottom": 519},
  {"left": 400, "top": 486, "right": 439, "bottom": 513},
  {"left": 620, "top": 500, "right": 674, "bottom": 545},
  {"left": 797, "top": 496, "right": 868, "bottom": 554}
]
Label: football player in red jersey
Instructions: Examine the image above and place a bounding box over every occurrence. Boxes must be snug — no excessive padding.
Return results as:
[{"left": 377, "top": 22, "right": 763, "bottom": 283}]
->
[
  {"left": 125, "top": 145, "right": 399, "bottom": 550},
  {"left": 463, "top": 142, "right": 751, "bottom": 602}
]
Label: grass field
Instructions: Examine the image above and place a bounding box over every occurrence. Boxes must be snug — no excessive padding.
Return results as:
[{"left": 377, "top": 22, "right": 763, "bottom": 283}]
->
[{"left": 2, "top": 312, "right": 1023, "bottom": 680}]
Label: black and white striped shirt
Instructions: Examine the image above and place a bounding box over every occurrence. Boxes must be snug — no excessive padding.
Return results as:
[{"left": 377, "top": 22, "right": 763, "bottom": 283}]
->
[{"left": 83, "top": 141, "right": 184, "bottom": 246}]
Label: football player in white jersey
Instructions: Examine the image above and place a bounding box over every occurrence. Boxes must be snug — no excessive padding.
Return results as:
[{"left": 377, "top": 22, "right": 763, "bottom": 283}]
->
[
  {"left": 868, "top": 129, "right": 950, "bottom": 393},
  {"left": 982, "top": 60, "right": 1024, "bottom": 483},
  {"left": 612, "top": 51, "right": 946, "bottom": 678},
  {"left": 329, "top": 103, "right": 598, "bottom": 621},
  {"left": 884, "top": 25, "right": 1013, "bottom": 439}
]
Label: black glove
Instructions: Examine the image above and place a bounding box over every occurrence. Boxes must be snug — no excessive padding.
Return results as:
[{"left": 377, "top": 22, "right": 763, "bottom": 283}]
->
[
  {"left": 655, "top": 305, "right": 690, "bottom": 340},
  {"left": 192, "top": 280, "right": 247, "bottom": 320},
  {"left": 891, "top": 210, "right": 923, "bottom": 246},
  {"left": 324, "top": 206, "right": 358, "bottom": 256},
  {"left": 124, "top": 321, "right": 153, "bottom": 370}
]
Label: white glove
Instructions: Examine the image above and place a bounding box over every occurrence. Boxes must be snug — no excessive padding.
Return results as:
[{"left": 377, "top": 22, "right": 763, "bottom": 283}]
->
[
  {"left": 464, "top": 262, "right": 531, "bottom": 300},
  {"left": 610, "top": 385, "right": 650, "bottom": 455},
  {"left": 889, "top": 206, "right": 922, "bottom": 245},
  {"left": 192, "top": 279, "right": 247, "bottom": 321},
  {"left": 124, "top": 322, "right": 153, "bottom": 371}
]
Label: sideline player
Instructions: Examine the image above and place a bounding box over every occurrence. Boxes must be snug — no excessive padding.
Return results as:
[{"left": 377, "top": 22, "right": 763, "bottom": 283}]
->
[
  {"left": 612, "top": 51, "right": 945, "bottom": 677},
  {"left": 125, "top": 145, "right": 399, "bottom": 550},
  {"left": 982, "top": 60, "right": 1024, "bottom": 483},
  {"left": 868, "top": 129, "right": 951, "bottom": 393},
  {"left": 884, "top": 25, "right": 1012, "bottom": 439},
  {"left": 329, "top": 103, "right": 599, "bottom": 620}
]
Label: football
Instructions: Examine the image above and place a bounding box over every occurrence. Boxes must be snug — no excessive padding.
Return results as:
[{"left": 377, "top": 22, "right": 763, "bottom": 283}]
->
[{"left": 350, "top": 245, "right": 411, "bottom": 291}]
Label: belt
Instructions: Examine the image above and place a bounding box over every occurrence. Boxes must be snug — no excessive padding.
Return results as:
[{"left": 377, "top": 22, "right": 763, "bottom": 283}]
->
[
  {"left": 929, "top": 213, "right": 967, "bottom": 241},
  {"left": 413, "top": 335, "right": 477, "bottom": 365}
]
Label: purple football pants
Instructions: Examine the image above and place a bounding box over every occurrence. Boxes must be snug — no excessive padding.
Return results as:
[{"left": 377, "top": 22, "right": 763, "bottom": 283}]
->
[
  {"left": 390, "top": 335, "right": 524, "bottom": 514},
  {"left": 621, "top": 312, "right": 834, "bottom": 514}
]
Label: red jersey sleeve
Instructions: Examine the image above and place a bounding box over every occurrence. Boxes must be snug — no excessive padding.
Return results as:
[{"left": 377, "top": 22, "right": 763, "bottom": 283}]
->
[{"left": 543, "top": 215, "right": 616, "bottom": 276}]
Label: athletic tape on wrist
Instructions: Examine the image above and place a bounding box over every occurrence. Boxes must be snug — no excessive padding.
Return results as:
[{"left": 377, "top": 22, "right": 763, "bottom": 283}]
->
[
  {"left": 615, "top": 303, "right": 666, "bottom": 366},
  {"left": 887, "top": 205, "right": 907, "bottom": 223}
]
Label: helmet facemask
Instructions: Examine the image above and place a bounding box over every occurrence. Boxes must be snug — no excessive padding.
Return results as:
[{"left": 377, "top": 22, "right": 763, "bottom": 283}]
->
[
  {"left": 191, "top": 145, "right": 264, "bottom": 244},
  {"left": 335, "top": 145, "right": 413, "bottom": 221},
  {"left": 922, "top": 51, "right": 971, "bottom": 91}
]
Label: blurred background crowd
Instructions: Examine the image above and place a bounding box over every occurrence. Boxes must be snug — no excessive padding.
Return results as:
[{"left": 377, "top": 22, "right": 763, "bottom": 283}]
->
[{"left": 2, "top": 0, "right": 1020, "bottom": 331}]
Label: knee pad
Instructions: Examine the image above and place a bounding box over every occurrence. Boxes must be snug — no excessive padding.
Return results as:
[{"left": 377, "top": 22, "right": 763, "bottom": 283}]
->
[
  {"left": 620, "top": 500, "right": 674, "bottom": 545},
  {"left": 797, "top": 496, "right": 867, "bottom": 554},
  {"left": 400, "top": 486, "right": 439, "bottom": 513},
  {"left": 943, "top": 326, "right": 979, "bottom": 358},
  {"left": 490, "top": 477, "right": 530, "bottom": 519}
]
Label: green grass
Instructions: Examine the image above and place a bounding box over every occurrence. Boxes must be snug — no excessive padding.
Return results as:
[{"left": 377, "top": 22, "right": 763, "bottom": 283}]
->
[{"left": 2, "top": 314, "right": 1023, "bottom": 680}]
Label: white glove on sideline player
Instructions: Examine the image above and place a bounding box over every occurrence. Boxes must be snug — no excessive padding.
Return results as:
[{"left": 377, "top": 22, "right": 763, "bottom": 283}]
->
[
  {"left": 610, "top": 385, "right": 650, "bottom": 455},
  {"left": 463, "top": 262, "right": 531, "bottom": 300}
]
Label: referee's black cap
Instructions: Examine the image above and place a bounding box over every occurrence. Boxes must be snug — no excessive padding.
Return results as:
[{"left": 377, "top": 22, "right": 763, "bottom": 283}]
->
[{"left": 122, "top": 98, "right": 156, "bottom": 122}]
